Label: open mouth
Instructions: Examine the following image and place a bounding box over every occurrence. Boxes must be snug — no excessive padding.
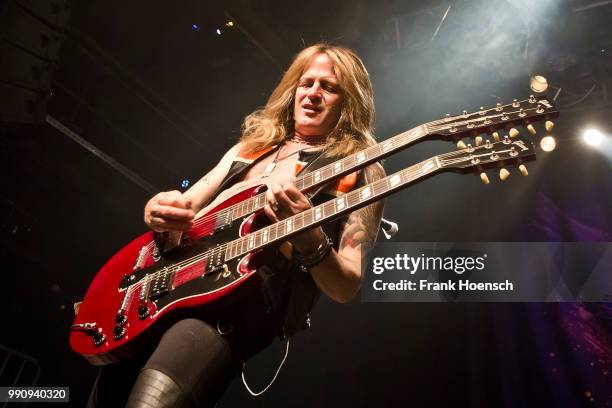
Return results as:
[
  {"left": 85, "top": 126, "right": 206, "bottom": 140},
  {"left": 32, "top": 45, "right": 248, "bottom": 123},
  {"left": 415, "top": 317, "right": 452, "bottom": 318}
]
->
[{"left": 302, "top": 104, "right": 321, "bottom": 114}]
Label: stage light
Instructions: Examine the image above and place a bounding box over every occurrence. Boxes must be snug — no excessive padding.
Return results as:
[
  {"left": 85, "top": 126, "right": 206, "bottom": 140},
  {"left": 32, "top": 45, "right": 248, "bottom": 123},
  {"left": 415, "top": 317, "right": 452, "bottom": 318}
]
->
[
  {"left": 191, "top": 23, "right": 201, "bottom": 32},
  {"left": 530, "top": 75, "right": 549, "bottom": 93},
  {"left": 540, "top": 135, "right": 556, "bottom": 152},
  {"left": 216, "top": 28, "right": 222, "bottom": 35},
  {"left": 583, "top": 128, "right": 603, "bottom": 147},
  {"left": 225, "top": 20, "right": 234, "bottom": 28},
  {"left": 181, "top": 179, "right": 190, "bottom": 189}
]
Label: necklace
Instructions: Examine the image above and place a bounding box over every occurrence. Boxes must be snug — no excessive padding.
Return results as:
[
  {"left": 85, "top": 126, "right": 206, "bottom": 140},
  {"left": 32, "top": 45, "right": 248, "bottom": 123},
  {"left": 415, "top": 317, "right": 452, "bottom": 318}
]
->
[{"left": 260, "top": 139, "right": 325, "bottom": 179}]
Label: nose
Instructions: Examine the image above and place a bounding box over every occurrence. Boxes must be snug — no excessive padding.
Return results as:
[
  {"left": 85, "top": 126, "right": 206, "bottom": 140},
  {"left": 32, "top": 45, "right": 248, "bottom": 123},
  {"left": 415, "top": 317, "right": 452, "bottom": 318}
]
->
[{"left": 306, "top": 82, "right": 322, "bottom": 101}]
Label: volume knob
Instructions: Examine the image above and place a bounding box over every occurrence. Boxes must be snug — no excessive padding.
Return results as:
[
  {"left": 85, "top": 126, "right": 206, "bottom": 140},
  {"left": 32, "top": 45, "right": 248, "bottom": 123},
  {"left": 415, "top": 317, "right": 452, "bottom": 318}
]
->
[
  {"left": 113, "top": 325, "right": 126, "bottom": 340},
  {"left": 93, "top": 330, "right": 106, "bottom": 347},
  {"left": 114, "top": 313, "right": 127, "bottom": 326},
  {"left": 138, "top": 304, "right": 151, "bottom": 320}
]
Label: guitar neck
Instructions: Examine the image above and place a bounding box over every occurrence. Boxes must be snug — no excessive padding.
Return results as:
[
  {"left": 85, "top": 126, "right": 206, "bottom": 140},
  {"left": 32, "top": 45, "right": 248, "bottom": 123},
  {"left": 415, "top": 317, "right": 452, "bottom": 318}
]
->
[
  {"left": 230, "top": 124, "right": 429, "bottom": 220},
  {"left": 225, "top": 155, "right": 440, "bottom": 260}
]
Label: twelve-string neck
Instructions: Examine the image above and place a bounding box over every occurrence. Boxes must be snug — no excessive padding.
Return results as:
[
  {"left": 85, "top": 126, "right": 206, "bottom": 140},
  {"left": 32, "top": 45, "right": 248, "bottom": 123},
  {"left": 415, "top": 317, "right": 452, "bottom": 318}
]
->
[
  {"left": 224, "top": 156, "right": 440, "bottom": 261},
  {"left": 230, "top": 125, "right": 428, "bottom": 220}
]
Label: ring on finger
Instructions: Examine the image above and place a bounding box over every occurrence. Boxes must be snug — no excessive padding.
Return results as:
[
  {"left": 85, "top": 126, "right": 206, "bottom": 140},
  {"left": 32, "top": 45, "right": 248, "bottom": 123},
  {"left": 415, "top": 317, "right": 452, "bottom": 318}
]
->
[{"left": 271, "top": 201, "right": 280, "bottom": 212}]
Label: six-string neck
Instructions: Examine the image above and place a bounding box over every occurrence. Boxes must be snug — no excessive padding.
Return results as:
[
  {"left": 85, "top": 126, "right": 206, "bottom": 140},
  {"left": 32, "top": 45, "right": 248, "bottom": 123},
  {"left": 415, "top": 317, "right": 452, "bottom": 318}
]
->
[
  {"left": 229, "top": 125, "right": 428, "bottom": 220},
  {"left": 224, "top": 156, "right": 440, "bottom": 261}
]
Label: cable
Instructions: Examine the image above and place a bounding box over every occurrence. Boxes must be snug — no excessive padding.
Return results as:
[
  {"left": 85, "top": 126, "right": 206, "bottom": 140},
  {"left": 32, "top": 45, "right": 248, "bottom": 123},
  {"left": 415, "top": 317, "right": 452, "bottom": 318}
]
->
[{"left": 241, "top": 339, "right": 290, "bottom": 396}]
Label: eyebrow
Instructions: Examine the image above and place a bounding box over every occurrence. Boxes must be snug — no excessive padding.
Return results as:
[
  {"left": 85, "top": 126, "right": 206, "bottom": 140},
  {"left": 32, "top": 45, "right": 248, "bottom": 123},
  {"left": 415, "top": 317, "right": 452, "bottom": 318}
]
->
[{"left": 299, "top": 75, "right": 339, "bottom": 83}]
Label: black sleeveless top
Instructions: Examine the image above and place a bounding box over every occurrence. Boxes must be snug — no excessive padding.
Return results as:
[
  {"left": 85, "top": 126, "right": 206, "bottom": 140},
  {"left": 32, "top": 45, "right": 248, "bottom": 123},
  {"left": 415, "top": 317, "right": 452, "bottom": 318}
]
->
[{"left": 213, "top": 144, "right": 365, "bottom": 338}]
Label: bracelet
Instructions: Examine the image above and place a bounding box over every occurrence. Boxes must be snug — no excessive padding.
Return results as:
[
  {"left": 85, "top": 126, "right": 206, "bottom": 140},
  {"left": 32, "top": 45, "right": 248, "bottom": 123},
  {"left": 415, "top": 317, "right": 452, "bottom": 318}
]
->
[{"left": 294, "top": 234, "right": 334, "bottom": 273}]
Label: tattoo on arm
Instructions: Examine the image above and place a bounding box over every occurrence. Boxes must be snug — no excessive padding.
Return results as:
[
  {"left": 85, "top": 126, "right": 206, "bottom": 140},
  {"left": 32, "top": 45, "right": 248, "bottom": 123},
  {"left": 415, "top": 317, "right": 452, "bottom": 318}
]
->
[{"left": 339, "top": 163, "right": 386, "bottom": 249}]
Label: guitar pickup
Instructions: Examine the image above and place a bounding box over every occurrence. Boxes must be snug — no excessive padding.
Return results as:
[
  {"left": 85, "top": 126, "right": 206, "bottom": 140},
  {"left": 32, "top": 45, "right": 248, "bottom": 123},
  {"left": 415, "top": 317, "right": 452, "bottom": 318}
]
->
[{"left": 148, "top": 269, "right": 175, "bottom": 300}]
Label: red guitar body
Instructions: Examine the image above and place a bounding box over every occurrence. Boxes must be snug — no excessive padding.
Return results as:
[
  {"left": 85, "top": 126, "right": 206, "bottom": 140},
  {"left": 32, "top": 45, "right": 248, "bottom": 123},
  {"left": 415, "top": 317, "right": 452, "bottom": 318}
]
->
[{"left": 69, "top": 185, "right": 275, "bottom": 366}]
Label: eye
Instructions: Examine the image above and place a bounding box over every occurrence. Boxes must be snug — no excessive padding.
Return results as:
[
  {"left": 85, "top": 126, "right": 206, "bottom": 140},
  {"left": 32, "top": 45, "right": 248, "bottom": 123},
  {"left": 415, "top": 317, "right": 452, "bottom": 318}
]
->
[
  {"left": 324, "top": 83, "right": 338, "bottom": 92},
  {"left": 320, "top": 80, "right": 339, "bottom": 93},
  {"left": 299, "top": 79, "right": 313, "bottom": 88}
]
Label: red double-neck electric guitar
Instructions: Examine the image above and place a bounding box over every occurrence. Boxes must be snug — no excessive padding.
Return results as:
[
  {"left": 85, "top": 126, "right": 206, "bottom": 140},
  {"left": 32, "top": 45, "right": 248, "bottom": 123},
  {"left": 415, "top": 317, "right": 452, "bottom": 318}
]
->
[{"left": 70, "top": 96, "right": 558, "bottom": 365}]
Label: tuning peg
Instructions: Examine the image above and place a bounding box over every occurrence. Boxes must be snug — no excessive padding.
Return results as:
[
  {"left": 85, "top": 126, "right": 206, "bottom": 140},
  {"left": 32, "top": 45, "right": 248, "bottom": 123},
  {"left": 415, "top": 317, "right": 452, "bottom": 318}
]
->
[
  {"left": 545, "top": 120, "right": 555, "bottom": 132},
  {"left": 475, "top": 136, "right": 483, "bottom": 146},
  {"left": 499, "top": 168, "right": 510, "bottom": 181},
  {"left": 480, "top": 172, "right": 490, "bottom": 185},
  {"left": 492, "top": 131, "right": 500, "bottom": 142},
  {"left": 509, "top": 128, "right": 519, "bottom": 138},
  {"left": 457, "top": 140, "right": 467, "bottom": 149},
  {"left": 518, "top": 164, "right": 528, "bottom": 176},
  {"left": 526, "top": 124, "right": 536, "bottom": 135}
]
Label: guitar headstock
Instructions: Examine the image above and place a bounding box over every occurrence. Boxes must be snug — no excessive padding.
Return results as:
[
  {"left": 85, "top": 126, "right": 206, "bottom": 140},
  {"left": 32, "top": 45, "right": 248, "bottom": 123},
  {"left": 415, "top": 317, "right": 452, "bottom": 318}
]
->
[
  {"left": 438, "top": 136, "right": 536, "bottom": 183},
  {"left": 426, "top": 95, "right": 559, "bottom": 141}
]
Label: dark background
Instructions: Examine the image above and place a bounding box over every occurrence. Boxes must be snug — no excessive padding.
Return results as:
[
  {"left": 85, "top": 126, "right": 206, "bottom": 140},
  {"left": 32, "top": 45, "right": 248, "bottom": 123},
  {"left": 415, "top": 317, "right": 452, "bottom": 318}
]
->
[{"left": 1, "top": 0, "right": 611, "bottom": 406}]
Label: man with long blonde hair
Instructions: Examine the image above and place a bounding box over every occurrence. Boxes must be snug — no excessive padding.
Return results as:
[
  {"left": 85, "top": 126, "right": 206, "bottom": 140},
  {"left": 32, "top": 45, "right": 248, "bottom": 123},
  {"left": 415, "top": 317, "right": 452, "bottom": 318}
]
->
[{"left": 89, "top": 43, "right": 384, "bottom": 407}]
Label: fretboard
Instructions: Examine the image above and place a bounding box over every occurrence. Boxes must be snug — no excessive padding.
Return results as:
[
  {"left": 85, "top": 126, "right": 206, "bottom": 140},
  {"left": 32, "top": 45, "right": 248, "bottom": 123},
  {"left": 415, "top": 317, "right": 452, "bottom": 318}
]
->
[
  {"left": 224, "top": 156, "right": 440, "bottom": 260},
  {"left": 229, "top": 124, "right": 428, "bottom": 220}
]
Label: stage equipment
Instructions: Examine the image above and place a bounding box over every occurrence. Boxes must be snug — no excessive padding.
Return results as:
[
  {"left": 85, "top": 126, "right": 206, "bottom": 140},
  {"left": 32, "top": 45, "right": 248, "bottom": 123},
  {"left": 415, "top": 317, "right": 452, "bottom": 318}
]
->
[{"left": 0, "top": 0, "right": 71, "bottom": 124}]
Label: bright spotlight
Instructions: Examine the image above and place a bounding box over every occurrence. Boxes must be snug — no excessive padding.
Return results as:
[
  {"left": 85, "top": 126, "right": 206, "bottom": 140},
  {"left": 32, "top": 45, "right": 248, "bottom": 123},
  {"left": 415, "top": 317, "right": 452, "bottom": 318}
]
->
[
  {"left": 583, "top": 129, "right": 603, "bottom": 147},
  {"left": 530, "top": 75, "right": 549, "bottom": 93},
  {"left": 540, "top": 135, "right": 556, "bottom": 152},
  {"left": 216, "top": 28, "right": 222, "bottom": 35}
]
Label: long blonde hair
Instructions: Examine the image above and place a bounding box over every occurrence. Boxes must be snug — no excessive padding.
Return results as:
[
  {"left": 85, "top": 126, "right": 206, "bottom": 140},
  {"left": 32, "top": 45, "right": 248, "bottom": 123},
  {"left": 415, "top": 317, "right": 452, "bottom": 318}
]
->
[{"left": 239, "top": 44, "right": 376, "bottom": 157}]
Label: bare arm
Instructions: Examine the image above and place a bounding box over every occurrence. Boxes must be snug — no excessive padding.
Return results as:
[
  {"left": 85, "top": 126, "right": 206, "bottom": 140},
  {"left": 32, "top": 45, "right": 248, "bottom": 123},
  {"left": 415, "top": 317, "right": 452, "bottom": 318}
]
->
[
  {"left": 144, "top": 144, "right": 240, "bottom": 232},
  {"left": 265, "top": 162, "right": 386, "bottom": 303}
]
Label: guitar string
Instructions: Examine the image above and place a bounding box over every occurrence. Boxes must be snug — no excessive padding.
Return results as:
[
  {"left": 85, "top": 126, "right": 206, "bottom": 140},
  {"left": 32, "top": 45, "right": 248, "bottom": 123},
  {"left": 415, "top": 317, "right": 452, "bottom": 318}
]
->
[
  {"left": 167, "top": 136, "right": 525, "bottom": 276},
  {"left": 131, "top": 101, "right": 542, "bottom": 291},
  {"left": 159, "top": 138, "right": 515, "bottom": 286},
  {"left": 129, "top": 163, "right": 437, "bottom": 292},
  {"left": 155, "top": 99, "right": 532, "bottom": 239},
  {"left": 188, "top": 125, "right": 425, "bottom": 229},
  {"left": 188, "top": 97, "right": 534, "bottom": 231},
  {"left": 126, "top": 137, "right": 529, "bottom": 304}
]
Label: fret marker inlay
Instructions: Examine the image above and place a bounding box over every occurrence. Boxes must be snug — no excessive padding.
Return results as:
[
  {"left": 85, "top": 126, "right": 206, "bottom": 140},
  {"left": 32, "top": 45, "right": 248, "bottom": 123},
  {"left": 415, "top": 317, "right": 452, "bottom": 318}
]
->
[
  {"left": 361, "top": 187, "right": 372, "bottom": 199},
  {"left": 389, "top": 174, "right": 401, "bottom": 187},
  {"left": 356, "top": 152, "right": 366, "bottom": 164}
]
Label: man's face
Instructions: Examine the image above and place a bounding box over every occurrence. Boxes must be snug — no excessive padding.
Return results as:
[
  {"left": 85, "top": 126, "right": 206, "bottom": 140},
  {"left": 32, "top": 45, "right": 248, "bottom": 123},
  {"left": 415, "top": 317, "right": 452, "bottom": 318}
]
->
[{"left": 294, "top": 53, "right": 343, "bottom": 138}]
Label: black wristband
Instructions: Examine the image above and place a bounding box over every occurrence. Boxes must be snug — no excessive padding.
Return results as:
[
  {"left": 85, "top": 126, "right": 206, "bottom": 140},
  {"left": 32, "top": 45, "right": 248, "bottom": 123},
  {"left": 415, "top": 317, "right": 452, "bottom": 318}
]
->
[{"left": 294, "top": 234, "right": 334, "bottom": 273}]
